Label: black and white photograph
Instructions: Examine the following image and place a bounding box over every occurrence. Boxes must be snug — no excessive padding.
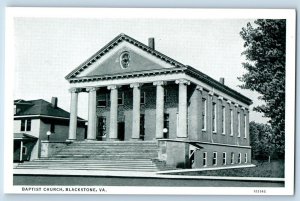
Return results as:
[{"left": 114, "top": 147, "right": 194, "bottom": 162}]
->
[{"left": 3, "top": 8, "right": 296, "bottom": 195}]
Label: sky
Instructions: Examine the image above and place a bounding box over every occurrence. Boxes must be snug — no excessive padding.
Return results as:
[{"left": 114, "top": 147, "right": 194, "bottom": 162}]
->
[{"left": 13, "top": 17, "right": 269, "bottom": 124}]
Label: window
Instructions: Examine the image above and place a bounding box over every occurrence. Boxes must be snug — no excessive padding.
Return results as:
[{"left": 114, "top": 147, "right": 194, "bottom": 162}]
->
[
  {"left": 213, "top": 152, "right": 217, "bottom": 165},
  {"left": 97, "top": 116, "right": 107, "bottom": 137},
  {"left": 203, "top": 152, "right": 207, "bottom": 166},
  {"left": 202, "top": 98, "right": 207, "bottom": 130},
  {"left": 244, "top": 114, "right": 247, "bottom": 138},
  {"left": 118, "top": 92, "right": 124, "bottom": 105},
  {"left": 22, "top": 146, "right": 27, "bottom": 155},
  {"left": 238, "top": 153, "right": 242, "bottom": 164},
  {"left": 245, "top": 153, "right": 248, "bottom": 163},
  {"left": 50, "top": 123, "right": 55, "bottom": 133},
  {"left": 163, "top": 113, "right": 170, "bottom": 138},
  {"left": 97, "top": 94, "right": 107, "bottom": 107},
  {"left": 222, "top": 106, "right": 225, "bottom": 134},
  {"left": 231, "top": 152, "right": 235, "bottom": 164},
  {"left": 237, "top": 112, "right": 241, "bottom": 137},
  {"left": 222, "top": 152, "right": 227, "bottom": 165},
  {"left": 229, "top": 109, "right": 233, "bottom": 136},
  {"left": 140, "top": 92, "right": 146, "bottom": 104},
  {"left": 212, "top": 103, "right": 217, "bottom": 132},
  {"left": 20, "top": 119, "right": 26, "bottom": 131},
  {"left": 21, "top": 119, "right": 31, "bottom": 132}
]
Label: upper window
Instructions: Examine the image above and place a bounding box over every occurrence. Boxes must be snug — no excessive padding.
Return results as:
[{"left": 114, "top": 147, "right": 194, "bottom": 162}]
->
[
  {"left": 141, "top": 92, "right": 146, "bottom": 105},
  {"left": 229, "top": 109, "right": 233, "bottom": 136},
  {"left": 21, "top": 119, "right": 31, "bottom": 132},
  {"left": 118, "top": 92, "right": 124, "bottom": 105},
  {"left": 222, "top": 106, "right": 225, "bottom": 134},
  {"left": 97, "top": 94, "right": 107, "bottom": 107},
  {"left": 237, "top": 112, "right": 241, "bottom": 137},
  {"left": 202, "top": 98, "right": 207, "bottom": 130},
  {"left": 120, "top": 51, "right": 130, "bottom": 69},
  {"left": 244, "top": 114, "right": 247, "bottom": 138},
  {"left": 212, "top": 102, "right": 217, "bottom": 133}
]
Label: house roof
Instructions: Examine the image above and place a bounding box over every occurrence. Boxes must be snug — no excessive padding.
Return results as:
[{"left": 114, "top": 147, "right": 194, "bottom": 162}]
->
[
  {"left": 14, "top": 133, "right": 38, "bottom": 140},
  {"left": 65, "top": 33, "right": 252, "bottom": 105},
  {"left": 14, "top": 99, "right": 85, "bottom": 121}
]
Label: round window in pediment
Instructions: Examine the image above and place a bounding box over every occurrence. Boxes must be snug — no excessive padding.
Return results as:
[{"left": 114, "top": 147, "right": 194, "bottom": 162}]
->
[{"left": 120, "top": 51, "right": 130, "bottom": 69}]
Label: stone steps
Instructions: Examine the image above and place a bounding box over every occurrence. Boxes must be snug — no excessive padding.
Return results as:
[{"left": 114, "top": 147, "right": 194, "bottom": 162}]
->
[{"left": 15, "top": 141, "right": 160, "bottom": 172}]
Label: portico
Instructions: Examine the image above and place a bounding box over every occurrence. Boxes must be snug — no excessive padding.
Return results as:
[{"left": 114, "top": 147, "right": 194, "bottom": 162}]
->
[{"left": 67, "top": 78, "right": 192, "bottom": 142}]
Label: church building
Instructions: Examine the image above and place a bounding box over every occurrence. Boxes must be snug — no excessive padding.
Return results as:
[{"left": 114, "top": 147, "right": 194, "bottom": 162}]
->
[{"left": 65, "top": 33, "right": 252, "bottom": 169}]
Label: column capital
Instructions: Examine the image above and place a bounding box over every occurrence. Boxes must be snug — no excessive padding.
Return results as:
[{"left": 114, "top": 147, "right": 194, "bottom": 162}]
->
[
  {"left": 196, "top": 85, "right": 203, "bottom": 91},
  {"left": 107, "top": 85, "right": 120, "bottom": 90},
  {"left": 227, "top": 100, "right": 232, "bottom": 104},
  {"left": 234, "top": 103, "right": 239, "bottom": 108},
  {"left": 130, "top": 83, "right": 143, "bottom": 88},
  {"left": 153, "top": 81, "right": 166, "bottom": 86},
  {"left": 218, "top": 96, "right": 223, "bottom": 100},
  {"left": 208, "top": 91, "right": 214, "bottom": 96},
  {"left": 86, "top": 87, "right": 97, "bottom": 92},
  {"left": 69, "top": 88, "right": 82, "bottom": 93},
  {"left": 175, "top": 79, "right": 190, "bottom": 85}
]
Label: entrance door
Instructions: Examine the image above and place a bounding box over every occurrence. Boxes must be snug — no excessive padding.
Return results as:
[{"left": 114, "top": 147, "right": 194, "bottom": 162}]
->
[{"left": 118, "top": 122, "right": 125, "bottom": 141}]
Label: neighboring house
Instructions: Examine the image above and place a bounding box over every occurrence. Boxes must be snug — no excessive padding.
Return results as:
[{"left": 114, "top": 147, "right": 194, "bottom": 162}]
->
[
  {"left": 13, "top": 97, "right": 86, "bottom": 162},
  {"left": 64, "top": 33, "right": 252, "bottom": 168}
]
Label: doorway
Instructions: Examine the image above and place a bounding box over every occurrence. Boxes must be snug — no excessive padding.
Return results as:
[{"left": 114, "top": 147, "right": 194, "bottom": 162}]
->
[{"left": 118, "top": 122, "right": 125, "bottom": 141}]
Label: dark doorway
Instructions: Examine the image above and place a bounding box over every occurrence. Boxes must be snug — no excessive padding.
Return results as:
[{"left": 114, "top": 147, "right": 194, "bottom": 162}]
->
[
  {"left": 118, "top": 122, "right": 125, "bottom": 141},
  {"left": 140, "top": 114, "right": 145, "bottom": 140}
]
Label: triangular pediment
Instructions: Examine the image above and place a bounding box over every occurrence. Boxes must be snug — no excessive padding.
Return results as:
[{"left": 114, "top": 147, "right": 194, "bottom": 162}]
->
[{"left": 66, "top": 34, "right": 184, "bottom": 79}]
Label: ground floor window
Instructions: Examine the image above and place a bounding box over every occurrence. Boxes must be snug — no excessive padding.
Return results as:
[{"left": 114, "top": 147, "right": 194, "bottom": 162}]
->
[
  {"left": 212, "top": 152, "right": 217, "bottom": 165},
  {"left": 231, "top": 152, "right": 235, "bottom": 164},
  {"left": 238, "top": 153, "right": 241, "bottom": 164},
  {"left": 222, "top": 152, "right": 226, "bottom": 165},
  {"left": 203, "top": 152, "right": 207, "bottom": 166}
]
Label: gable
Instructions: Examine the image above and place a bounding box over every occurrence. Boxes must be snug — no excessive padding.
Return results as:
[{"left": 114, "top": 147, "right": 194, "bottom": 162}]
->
[{"left": 66, "top": 34, "right": 185, "bottom": 80}]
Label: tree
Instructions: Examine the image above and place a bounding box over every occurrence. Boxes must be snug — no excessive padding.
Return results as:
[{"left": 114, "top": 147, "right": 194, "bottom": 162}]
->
[
  {"left": 249, "top": 121, "right": 275, "bottom": 161},
  {"left": 239, "top": 19, "right": 286, "bottom": 157}
]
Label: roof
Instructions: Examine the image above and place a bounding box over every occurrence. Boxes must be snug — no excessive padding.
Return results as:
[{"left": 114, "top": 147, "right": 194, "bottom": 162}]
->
[
  {"left": 14, "top": 133, "right": 38, "bottom": 140},
  {"left": 65, "top": 33, "right": 185, "bottom": 80},
  {"left": 65, "top": 33, "right": 252, "bottom": 105},
  {"left": 14, "top": 99, "right": 85, "bottom": 121}
]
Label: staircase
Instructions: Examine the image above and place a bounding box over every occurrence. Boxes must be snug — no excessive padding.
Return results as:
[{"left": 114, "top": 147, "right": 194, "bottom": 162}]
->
[{"left": 15, "top": 141, "right": 160, "bottom": 172}]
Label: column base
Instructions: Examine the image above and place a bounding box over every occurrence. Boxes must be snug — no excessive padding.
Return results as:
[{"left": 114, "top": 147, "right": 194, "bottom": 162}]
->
[
  {"left": 85, "top": 139, "right": 97, "bottom": 142},
  {"left": 130, "top": 138, "right": 142, "bottom": 141},
  {"left": 108, "top": 138, "right": 120, "bottom": 141},
  {"left": 66, "top": 139, "right": 76, "bottom": 142}
]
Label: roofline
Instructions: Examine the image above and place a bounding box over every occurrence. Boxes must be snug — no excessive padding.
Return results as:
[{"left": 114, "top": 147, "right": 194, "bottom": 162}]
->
[
  {"left": 65, "top": 33, "right": 185, "bottom": 80},
  {"left": 186, "top": 66, "right": 252, "bottom": 105},
  {"left": 14, "top": 115, "right": 87, "bottom": 122}
]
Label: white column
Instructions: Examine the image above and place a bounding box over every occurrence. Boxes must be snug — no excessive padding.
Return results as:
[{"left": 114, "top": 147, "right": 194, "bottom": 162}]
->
[
  {"left": 68, "top": 88, "right": 79, "bottom": 141},
  {"left": 153, "top": 81, "right": 165, "bottom": 139},
  {"left": 86, "top": 87, "right": 97, "bottom": 140},
  {"left": 108, "top": 85, "right": 119, "bottom": 140},
  {"left": 130, "top": 83, "right": 142, "bottom": 140},
  {"left": 175, "top": 79, "right": 190, "bottom": 138}
]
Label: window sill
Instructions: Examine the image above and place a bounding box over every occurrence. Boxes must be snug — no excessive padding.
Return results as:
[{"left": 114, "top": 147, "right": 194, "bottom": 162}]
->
[{"left": 97, "top": 106, "right": 106, "bottom": 108}]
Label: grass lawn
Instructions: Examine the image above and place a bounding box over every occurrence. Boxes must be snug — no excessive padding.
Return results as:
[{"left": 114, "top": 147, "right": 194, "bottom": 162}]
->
[{"left": 173, "top": 160, "right": 284, "bottom": 178}]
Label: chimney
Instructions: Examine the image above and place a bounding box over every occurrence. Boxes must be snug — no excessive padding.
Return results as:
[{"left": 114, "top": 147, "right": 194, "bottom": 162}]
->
[
  {"left": 51, "top": 97, "right": 58, "bottom": 108},
  {"left": 148, "top": 37, "right": 155, "bottom": 50},
  {"left": 219, "top": 77, "right": 225, "bottom": 85}
]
